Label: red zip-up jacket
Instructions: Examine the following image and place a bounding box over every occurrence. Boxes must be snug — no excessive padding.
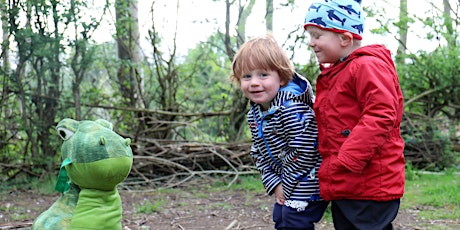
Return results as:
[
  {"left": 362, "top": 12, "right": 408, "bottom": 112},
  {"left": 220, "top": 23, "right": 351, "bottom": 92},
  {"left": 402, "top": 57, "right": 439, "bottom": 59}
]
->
[{"left": 314, "top": 44, "right": 405, "bottom": 201}]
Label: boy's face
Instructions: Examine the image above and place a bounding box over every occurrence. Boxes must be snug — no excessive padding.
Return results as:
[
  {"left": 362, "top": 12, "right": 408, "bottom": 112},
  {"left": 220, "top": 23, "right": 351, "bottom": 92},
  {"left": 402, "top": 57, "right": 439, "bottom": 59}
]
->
[
  {"left": 306, "top": 26, "right": 344, "bottom": 64},
  {"left": 240, "top": 69, "right": 284, "bottom": 110}
]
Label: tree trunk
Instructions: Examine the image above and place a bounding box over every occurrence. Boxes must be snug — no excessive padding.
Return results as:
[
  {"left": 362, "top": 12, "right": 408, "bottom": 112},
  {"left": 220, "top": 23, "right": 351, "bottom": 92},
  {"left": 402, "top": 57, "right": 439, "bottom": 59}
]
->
[
  {"left": 266, "top": 0, "right": 273, "bottom": 32},
  {"left": 0, "top": 0, "right": 8, "bottom": 150},
  {"left": 1, "top": 0, "right": 9, "bottom": 71},
  {"left": 37, "top": 0, "right": 62, "bottom": 173},
  {"left": 115, "top": 0, "right": 143, "bottom": 109},
  {"left": 396, "top": 0, "right": 408, "bottom": 64},
  {"left": 442, "top": 0, "right": 455, "bottom": 47},
  {"left": 236, "top": 0, "right": 256, "bottom": 42}
]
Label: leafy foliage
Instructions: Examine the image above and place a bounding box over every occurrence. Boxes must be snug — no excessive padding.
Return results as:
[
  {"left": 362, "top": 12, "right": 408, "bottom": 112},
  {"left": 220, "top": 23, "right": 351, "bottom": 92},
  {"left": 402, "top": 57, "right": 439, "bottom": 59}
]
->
[
  {"left": 176, "top": 33, "right": 236, "bottom": 141},
  {"left": 399, "top": 47, "right": 460, "bottom": 119},
  {"left": 397, "top": 46, "right": 460, "bottom": 170}
]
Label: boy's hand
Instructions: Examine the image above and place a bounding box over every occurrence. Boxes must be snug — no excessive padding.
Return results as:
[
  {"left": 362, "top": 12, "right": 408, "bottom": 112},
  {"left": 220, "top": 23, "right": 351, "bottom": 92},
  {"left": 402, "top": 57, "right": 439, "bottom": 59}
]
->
[{"left": 274, "top": 184, "right": 285, "bottom": 205}]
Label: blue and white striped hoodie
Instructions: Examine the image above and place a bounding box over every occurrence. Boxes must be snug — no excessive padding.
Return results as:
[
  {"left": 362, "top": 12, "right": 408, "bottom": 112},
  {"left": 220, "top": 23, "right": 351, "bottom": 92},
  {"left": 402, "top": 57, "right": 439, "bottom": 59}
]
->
[{"left": 247, "top": 73, "right": 322, "bottom": 201}]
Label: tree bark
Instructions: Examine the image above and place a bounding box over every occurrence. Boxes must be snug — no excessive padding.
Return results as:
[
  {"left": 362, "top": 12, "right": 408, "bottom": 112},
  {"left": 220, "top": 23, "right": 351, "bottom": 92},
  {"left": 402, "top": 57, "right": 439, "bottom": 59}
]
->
[
  {"left": 115, "top": 0, "right": 143, "bottom": 108},
  {"left": 442, "top": 0, "right": 455, "bottom": 47},
  {"left": 396, "top": 0, "right": 408, "bottom": 63},
  {"left": 266, "top": 0, "right": 273, "bottom": 32},
  {"left": 1, "top": 0, "right": 9, "bottom": 71}
]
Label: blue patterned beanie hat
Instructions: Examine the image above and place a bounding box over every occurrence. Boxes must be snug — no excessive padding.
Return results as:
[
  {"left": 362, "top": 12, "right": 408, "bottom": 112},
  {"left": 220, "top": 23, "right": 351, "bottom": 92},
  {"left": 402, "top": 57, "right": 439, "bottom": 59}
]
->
[{"left": 304, "top": 0, "right": 365, "bottom": 40}]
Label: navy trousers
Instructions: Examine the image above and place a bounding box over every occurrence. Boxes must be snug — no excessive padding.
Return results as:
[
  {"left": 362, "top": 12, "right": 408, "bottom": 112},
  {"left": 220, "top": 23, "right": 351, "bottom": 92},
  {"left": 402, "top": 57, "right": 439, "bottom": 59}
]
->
[
  {"left": 273, "top": 200, "right": 329, "bottom": 230},
  {"left": 331, "top": 199, "right": 400, "bottom": 230}
]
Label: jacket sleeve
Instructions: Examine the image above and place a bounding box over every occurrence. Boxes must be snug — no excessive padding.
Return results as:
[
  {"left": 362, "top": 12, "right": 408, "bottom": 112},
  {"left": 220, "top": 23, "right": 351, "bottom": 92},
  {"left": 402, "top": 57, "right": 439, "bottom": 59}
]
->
[
  {"left": 279, "top": 102, "right": 320, "bottom": 199},
  {"left": 247, "top": 112, "right": 281, "bottom": 196},
  {"left": 250, "top": 142, "right": 281, "bottom": 196},
  {"left": 338, "top": 57, "right": 402, "bottom": 174}
]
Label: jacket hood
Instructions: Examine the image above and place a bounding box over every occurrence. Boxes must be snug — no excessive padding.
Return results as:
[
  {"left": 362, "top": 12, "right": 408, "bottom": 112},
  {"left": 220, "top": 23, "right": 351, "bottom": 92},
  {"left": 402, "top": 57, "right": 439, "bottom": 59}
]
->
[
  {"left": 280, "top": 79, "right": 303, "bottom": 96},
  {"left": 274, "top": 72, "right": 314, "bottom": 108},
  {"left": 320, "top": 44, "right": 394, "bottom": 75},
  {"left": 354, "top": 44, "right": 394, "bottom": 63}
]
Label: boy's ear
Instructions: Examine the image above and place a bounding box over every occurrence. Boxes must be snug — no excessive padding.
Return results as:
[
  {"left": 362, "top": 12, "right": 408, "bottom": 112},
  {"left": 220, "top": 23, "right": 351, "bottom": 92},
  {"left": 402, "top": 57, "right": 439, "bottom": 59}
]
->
[
  {"left": 280, "top": 79, "right": 287, "bottom": 87},
  {"left": 340, "top": 32, "right": 354, "bottom": 46}
]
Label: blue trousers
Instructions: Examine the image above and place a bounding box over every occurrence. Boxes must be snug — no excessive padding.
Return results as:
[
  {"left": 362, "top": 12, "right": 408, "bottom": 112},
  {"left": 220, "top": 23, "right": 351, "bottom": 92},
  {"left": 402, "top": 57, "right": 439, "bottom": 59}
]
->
[
  {"left": 273, "top": 200, "right": 329, "bottom": 230},
  {"left": 331, "top": 199, "right": 400, "bottom": 230}
]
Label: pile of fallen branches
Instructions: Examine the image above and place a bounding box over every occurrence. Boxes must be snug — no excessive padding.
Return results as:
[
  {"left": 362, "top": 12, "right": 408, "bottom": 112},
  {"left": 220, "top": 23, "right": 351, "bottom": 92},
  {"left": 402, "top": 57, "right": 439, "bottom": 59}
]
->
[
  {"left": 122, "top": 138, "right": 258, "bottom": 191},
  {"left": 401, "top": 113, "right": 459, "bottom": 169}
]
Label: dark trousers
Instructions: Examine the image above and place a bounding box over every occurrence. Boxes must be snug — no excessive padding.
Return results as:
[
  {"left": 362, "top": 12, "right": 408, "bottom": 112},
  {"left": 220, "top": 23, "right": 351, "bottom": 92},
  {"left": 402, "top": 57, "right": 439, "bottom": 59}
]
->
[
  {"left": 331, "top": 199, "right": 400, "bottom": 230},
  {"left": 273, "top": 200, "right": 329, "bottom": 230}
]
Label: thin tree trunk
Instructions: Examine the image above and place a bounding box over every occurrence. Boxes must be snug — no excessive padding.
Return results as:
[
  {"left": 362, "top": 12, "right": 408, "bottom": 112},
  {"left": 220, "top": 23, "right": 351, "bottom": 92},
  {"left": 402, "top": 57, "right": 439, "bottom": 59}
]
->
[
  {"left": 396, "top": 0, "right": 408, "bottom": 64},
  {"left": 115, "top": 0, "right": 143, "bottom": 108},
  {"left": 266, "top": 0, "right": 273, "bottom": 32},
  {"left": 442, "top": 0, "right": 455, "bottom": 47},
  {"left": 1, "top": 0, "right": 9, "bottom": 71},
  {"left": 236, "top": 0, "right": 256, "bottom": 42}
]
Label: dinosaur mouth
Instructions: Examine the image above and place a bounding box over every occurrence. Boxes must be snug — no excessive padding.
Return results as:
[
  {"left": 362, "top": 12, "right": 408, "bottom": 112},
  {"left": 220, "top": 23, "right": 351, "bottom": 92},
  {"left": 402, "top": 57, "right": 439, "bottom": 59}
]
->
[{"left": 67, "top": 157, "right": 133, "bottom": 191}]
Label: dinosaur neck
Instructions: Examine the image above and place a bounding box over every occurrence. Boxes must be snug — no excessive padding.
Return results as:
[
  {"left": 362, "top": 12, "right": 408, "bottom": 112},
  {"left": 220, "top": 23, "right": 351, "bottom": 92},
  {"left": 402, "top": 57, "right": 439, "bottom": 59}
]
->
[{"left": 70, "top": 188, "right": 123, "bottom": 229}]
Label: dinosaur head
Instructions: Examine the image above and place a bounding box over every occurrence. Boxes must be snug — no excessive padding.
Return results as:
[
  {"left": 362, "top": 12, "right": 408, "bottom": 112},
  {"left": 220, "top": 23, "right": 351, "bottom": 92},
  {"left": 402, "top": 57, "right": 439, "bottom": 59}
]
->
[{"left": 55, "top": 118, "right": 133, "bottom": 191}]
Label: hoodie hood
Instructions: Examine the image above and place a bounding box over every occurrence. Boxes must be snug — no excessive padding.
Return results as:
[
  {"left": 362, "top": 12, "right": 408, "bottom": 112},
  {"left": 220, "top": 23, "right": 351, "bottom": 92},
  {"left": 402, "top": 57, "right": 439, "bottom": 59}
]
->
[{"left": 280, "top": 76, "right": 305, "bottom": 96}]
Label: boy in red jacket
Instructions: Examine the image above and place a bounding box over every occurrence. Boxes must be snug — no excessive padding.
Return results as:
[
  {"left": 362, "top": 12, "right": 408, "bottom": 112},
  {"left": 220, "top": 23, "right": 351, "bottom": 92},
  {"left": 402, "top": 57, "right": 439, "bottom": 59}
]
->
[{"left": 303, "top": 0, "right": 406, "bottom": 229}]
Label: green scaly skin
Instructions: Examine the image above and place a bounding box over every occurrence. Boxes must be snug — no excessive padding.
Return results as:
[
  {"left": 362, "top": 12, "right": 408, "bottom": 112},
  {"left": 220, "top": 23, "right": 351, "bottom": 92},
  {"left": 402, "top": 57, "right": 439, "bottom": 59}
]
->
[{"left": 32, "top": 118, "right": 133, "bottom": 230}]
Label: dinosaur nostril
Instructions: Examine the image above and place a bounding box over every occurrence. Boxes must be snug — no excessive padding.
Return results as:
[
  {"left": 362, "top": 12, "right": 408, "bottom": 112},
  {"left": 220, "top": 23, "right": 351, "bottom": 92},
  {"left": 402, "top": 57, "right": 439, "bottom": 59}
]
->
[
  {"left": 125, "top": 138, "right": 131, "bottom": 146},
  {"left": 100, "top": 136, "right": 106, "bottom": 145}
]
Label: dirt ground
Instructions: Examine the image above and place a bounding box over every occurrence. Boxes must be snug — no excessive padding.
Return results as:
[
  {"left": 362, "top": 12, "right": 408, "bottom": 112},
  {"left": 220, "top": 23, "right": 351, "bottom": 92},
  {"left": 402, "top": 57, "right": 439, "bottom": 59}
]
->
[{"left": 1, "top": 185, "right": 459, "bottom": 230}]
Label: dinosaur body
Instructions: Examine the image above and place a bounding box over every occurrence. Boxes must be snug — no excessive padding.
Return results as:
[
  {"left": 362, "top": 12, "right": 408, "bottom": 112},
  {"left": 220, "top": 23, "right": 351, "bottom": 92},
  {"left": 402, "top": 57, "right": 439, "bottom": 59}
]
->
[
  {"left": 32, "top": 183, "right": 80, "bottom": 228},
  {"left": 32, "top": 118, "right": 133, "bottom": 230}
]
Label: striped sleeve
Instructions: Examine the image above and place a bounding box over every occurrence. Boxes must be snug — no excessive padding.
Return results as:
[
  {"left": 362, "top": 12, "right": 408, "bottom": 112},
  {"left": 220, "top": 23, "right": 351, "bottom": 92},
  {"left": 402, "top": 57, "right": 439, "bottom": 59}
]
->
[
  {"left": 247, "top": 111, "right": 281, "bottom": 195},
  {"left": 278, "top": 101, "right": 320, "bottom": 199}
]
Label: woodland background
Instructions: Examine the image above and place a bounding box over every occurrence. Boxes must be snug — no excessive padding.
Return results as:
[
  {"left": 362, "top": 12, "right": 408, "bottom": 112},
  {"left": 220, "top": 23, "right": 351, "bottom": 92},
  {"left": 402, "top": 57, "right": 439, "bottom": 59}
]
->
[{"left": 0, "top": 0, "right": 459, "bottom": 190}]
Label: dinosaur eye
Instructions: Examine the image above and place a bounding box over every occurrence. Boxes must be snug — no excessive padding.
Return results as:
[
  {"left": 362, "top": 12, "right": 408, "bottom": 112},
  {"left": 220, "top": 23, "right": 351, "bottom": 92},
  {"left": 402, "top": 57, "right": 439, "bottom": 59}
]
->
[{"left": 57, "top": 127, "right": 74, "bottom": 140}]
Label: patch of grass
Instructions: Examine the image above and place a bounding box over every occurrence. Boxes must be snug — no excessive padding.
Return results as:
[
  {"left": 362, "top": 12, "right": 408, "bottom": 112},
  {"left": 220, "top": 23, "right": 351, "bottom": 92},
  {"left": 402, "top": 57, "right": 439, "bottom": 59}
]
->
[
  {"left": 3, "top": 206, "right": 35, "bottom": 221},
  {"left": 321, "top": 205, "right": 333, "bottom": 223},
  {"left": 30, "top": 176, "right": 57, "bottom": 194},
  {"left": 207, "top": 175, "right": 264, "bottom": 192},
  {"left": 227, "top": 175, "right": 264, "bottom": 192},
  {"left": 136, "top": 199, "right": 167, "bottom": 214},
  {"left": 403, "top": 170, "right": 460, "bottom": 220},
  {"left": 11, "top": 213, "right": 34, "bottom": 221}
]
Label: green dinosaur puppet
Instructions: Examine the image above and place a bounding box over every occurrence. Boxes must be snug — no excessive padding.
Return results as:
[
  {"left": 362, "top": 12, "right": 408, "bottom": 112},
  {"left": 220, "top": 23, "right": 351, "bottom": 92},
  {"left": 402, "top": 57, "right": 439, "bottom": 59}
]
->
[{"left": 32, "top": 118, "right": 133, "bottom": 230}]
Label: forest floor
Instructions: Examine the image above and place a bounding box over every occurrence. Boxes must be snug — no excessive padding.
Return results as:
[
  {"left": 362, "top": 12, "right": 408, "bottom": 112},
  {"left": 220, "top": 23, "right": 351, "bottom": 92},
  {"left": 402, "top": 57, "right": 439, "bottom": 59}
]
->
[{"left": 1, "top": 182, "right": 459, "bottom": 230}]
